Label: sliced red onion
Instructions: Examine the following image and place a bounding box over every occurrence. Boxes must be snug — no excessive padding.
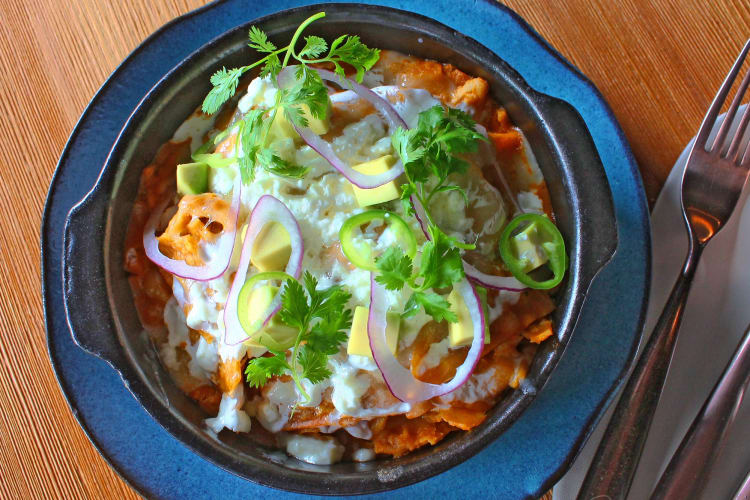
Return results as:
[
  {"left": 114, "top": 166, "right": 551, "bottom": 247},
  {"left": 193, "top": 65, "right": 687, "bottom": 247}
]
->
[
  {"left": 313, "top": 68, "right": 407, "bottom": 131},
  {"left": 143, "top": 178, "right": 241, "bottom": 281},
  {"left": 476, "top": 124, "right": 522, "bottom": 215},
  {"left": 276, "top": 66, "right": 406, "bottom": 189},
  {"left": 223, "top": 195, "right": 304, "bottom": 346},
  {"left": 462, "top": 261, "right": 526, "bottom": 292},
  {"left": 410, "top": 194, "right": 430, "bottom": 238},
  {"left": 368, "top": 275, "right": 485, "bottom": 403}
]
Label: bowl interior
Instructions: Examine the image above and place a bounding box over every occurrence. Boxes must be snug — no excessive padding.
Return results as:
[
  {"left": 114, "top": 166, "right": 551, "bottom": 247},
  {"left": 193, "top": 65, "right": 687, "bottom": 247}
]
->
[{"left": 99, "top": 4, "right": 599, "bottom": 494}]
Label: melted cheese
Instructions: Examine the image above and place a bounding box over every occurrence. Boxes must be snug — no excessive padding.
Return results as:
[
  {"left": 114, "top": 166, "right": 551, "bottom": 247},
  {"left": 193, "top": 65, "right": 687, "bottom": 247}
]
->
[
  {"left": 282, "top": 434, "right": 345, "bottom": 465},
  {"left": 205, "top": 385, "right": 251, "bottom": 433}
]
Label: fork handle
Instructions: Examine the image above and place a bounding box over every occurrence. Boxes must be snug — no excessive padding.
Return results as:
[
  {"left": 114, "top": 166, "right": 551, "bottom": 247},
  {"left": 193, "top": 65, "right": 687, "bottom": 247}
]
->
[
  {"left": 651, "top": 323, "right": 750, "bottom": 500},
  {"left": 577, "top": 245, "right": 703, "bottom": 500}
]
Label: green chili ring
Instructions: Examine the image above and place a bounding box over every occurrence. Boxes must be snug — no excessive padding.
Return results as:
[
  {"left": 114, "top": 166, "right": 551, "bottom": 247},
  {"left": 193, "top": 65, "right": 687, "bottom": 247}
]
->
[
  {"left": 237, "top": 271, "right": 295, "bottom": 348},
  {"left": 498, "top": 213, "right": 567, "bottom": 290},
  {"left": 339, "top": 210, "right": 417, "bottom": 270}
]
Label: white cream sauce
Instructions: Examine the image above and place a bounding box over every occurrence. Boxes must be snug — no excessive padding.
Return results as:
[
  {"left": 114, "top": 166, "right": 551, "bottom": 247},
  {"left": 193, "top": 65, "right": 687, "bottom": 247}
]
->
[{"left": 160, "top": 73, "right": 545, "bottom": 459}]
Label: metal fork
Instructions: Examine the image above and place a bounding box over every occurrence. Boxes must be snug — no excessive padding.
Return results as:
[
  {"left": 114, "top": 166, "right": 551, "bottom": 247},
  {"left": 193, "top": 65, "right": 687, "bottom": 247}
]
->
[{"left": 578, "top": 38, "right": 750, "bottom": 500}]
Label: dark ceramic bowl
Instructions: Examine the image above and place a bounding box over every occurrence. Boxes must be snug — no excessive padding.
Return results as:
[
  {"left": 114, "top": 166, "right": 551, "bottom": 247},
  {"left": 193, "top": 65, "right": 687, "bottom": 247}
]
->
[{"left": 63, "top": 4, "right": 617, "bottom": 496}]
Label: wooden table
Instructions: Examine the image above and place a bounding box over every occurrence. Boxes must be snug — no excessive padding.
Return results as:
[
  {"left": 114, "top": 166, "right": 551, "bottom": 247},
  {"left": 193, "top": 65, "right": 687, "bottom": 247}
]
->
[{"left": 0, "top": 0, "right": 748, "bottom": 497}]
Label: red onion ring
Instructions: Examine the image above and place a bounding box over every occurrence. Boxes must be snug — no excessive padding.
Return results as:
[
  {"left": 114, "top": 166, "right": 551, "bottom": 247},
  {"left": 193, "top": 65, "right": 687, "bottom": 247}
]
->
[
  {"left": 462, "top": 261, "right": 526, "bottom": 292},
  {"left": 223, "top": 195, "right": 304, "bottom": 346},
  {"left": 276, "top": 66, "right": 407, "bottom": 189},
  {"left": 313, "top": 68, "right": 407, "bottom": 131},
  {"left": 410, "top": 194, "right": 430, "bottom": 238},
  {"left": 367, "top": 275, "right": 485, "bottom": 403},
  {"left": 142, "top": 178, "right": 241, "bottom": 281}
]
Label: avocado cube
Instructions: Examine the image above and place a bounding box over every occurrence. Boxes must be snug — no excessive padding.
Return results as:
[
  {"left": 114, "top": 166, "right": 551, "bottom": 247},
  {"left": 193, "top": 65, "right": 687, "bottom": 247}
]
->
[
  {"left": 240, "top": 284, "right": 297, "bottom": 350},
  {"left": 448, "top": 288, "right": 491, "bottom": 347},
  {"left": 249, "top": 222, "right": 292, "bottom": 272},
  {"left": 511, "top": 221, "right": 549, "bottom": 272},
  {"left": 176, "top": 162, "right": 208, "bottom": 195},
  {"left": 241, "top": 283, "right": 275, "bottom": 326},
  {"left": 350, "top": 155, "right": 401, "bottom": 207},
  {"left": 347, "top": 306, "right": 400, "bottom": 359}
]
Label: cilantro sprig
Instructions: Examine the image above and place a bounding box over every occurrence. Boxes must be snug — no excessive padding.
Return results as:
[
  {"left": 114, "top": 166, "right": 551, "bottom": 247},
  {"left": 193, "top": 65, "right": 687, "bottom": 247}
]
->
[
  {"left": 244, "top": 272, "right": 353, "bottom": 402},
  {"left": 374, "top": 105, "right": 486, "bottom": 323},
  {"left": 203, "top": 12, "right": 379, "bottom": 113},
  {"left": 375, "top": 226, "right": 464, "bottom": 323},
  {"left": 392, "top": 105, "right": 486, "bottom": 249},
  {"left": 200, "top": 12, "right": 379, "bottom": 185}
]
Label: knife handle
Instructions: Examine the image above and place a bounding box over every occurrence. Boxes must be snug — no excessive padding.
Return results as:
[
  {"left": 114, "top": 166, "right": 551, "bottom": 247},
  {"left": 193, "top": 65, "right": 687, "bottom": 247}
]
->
[
  {"left": 651, "top": 323, "right": 750, "bottom": 500},
  {"left": 577, "top": 245, "right": 702, "bottom": 500}
]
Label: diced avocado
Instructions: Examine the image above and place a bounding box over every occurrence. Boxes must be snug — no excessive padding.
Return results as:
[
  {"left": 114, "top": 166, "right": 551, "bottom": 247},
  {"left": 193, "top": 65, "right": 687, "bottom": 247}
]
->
[
  {"left": 510, "top": 221, "right": 549, "bottom": 272},
  {"left": 239, "top": 284, "right": 297, "bottom": 350},
  {"left": 268, "top": 111, "right": 297, "bottom": 142},
  {"left": 347, "top": 306, "right": 400, "bottom": 359},
  {"left": 448, "top": 288, "right": 490, "bottom": 347},
  {"left": 176, "top": 162, "right": 208, "bottom": 195},
  {"left": 350, "top": 155, "right": 401, "bottom": 207},
  {"left": 249, "top": 222, "right": 292, "bottom": 272},
  {"left": 268, "top": 103, "right": 331, "bottom": 143}
]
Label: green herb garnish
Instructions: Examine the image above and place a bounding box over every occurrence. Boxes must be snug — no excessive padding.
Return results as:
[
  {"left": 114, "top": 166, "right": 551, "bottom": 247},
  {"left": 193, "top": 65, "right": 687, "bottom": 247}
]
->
[
  {"left": 375, "top": 226, "right": 464, "bottom": 323},
  {"left": 201, "top": 12, "right": 380, "bottom": 184},
  {"left": 392, "top": 105, "right": 486, "bottom": 248},
  {"left": 244, "top": 272, "right": 353, "bottom": 401},
  {"left": 374, "top": 105, "right": 486, "bottom": 322}
]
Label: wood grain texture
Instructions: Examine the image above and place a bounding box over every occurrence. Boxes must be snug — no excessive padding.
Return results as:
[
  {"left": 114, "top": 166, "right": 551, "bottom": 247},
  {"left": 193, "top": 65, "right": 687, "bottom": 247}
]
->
[{"left": 0, "top": 1, "right": 747, "bottom": 498}]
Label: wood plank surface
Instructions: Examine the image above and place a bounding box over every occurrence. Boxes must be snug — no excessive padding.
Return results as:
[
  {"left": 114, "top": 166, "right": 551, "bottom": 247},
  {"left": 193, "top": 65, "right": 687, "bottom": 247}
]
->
[{"left": 0, "top": 1, "right": 748, "bottom": 498}]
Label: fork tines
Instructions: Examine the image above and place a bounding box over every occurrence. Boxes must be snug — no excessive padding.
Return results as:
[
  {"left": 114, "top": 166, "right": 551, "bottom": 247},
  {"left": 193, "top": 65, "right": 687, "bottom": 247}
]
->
[{"left": 697, "top": 39, "right": 750, "bottom": 166}]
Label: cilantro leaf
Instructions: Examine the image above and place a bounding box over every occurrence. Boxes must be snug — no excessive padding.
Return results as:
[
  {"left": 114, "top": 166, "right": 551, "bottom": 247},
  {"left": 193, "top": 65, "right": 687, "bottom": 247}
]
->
[
  {"left": 418, "top": 227, "right": 465, "bottom": 290},
  {"left": 279, "top": 278, "right": 309, "bottom": 330},
  {"left": 247, "top": 26, "right": 276, "bottom": 52},
  {"left": 257, "top": 149, "right": 309, "bottom": 179},
  {"left": 298, "top": 346, "right": 332, "bottom": 384},
  {"left": 410, "top": 291, "right": 457, "bottom": 323},
  {"left": 259, "top": 55, "right": 282, "bottom": 79},
  {"left": 400, "top": 183, "right": 416, "bottom": 217},
  {"left": 248, "top": 26, "right": 277, "bottom": 53},
  {"left": 235, "top": 109, "right": 265, "bottom": 182},
  {"left": 325, "top": 35, "right": 380, "bottom": 82},
  {"left": 247, "top": 26, "right": 282, "bottom": 78},
  {"left": 282, "top": 66, "right": 329, "bottom": 123},
  {"left": 302, "top": 270, "right": 319, "bottom": 296},
  {"left": 306, "top": 307, "right": 351, "bottom": 355},
  {"left": 298, "top": 35, "right": 327, "bottom": 58},
  {"left": 299, "top": 271, "right": 352, "bottom": 322},
  {"left": 244, "top": 352, "right": 289, "bottom": 388},
  {"left": 398, "top": 105, "right": 484, "bottom": 188},
  {"left": 392, "top": 128, "right": 428, "bottom": 182},
  {"left": 375, "top": 247, "right": 413, "bottom": 291},
  {"left": 442, "top": 107, "right": 485, "bottom": 152},
  {"left": 402, "top": 293, "right": 421, "bottom": 319},
  {"left": 202, "top": 67, "right": 244, "bottom": 114}
]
